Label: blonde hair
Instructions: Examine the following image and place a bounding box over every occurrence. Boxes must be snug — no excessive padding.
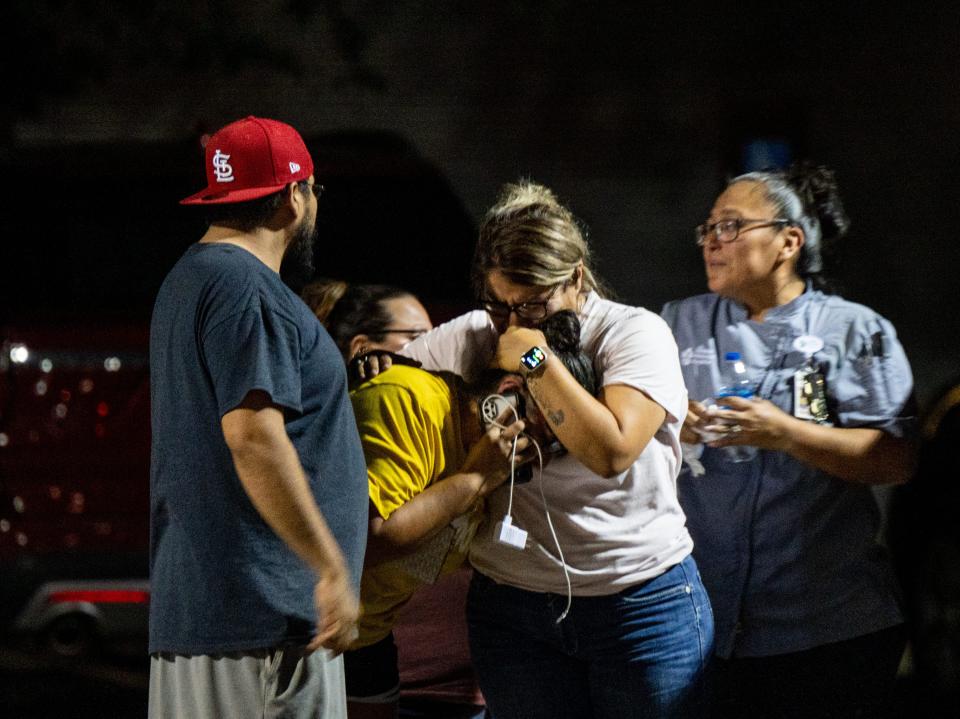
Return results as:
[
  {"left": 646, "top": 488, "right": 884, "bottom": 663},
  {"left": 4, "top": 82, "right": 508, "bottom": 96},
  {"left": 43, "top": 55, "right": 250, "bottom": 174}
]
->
[
  {"left": 471, "top": 181, "right": 606, "bottom": 298},
  {"left": 301, "top": 279, "right": 348, "bottom": 325}
]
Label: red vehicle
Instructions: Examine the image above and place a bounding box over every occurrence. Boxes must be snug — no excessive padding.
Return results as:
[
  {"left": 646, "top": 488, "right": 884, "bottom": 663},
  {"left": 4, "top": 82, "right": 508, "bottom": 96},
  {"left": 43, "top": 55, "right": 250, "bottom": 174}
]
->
[{"left": 0, "top": 322, "right": 151, "bottom": 656}]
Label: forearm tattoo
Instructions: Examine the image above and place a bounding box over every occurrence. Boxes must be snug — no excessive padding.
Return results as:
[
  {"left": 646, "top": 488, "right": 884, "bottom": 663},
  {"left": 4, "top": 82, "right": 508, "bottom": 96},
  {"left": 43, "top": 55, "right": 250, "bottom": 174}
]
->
[{"left": 528, "top": 377, "right": 565, "bottom": 427}]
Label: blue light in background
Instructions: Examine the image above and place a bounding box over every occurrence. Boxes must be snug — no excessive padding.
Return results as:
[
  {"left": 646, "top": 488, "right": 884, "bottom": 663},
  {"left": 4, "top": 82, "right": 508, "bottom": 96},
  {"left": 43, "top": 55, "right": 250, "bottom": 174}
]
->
[{"left": 741, "top": 138, "right": 793, "bottom": 172}]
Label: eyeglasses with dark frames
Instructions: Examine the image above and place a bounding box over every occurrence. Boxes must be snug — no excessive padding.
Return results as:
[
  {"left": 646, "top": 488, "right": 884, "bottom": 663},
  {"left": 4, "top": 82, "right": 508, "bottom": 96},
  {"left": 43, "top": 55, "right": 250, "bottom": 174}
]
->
[
  {"left": 479, "top": 283, "right": 564, "bottom": 321},
  {"left": 308, "top": 183, "right": 325, "bottom": 198},
  {"left": 695, "top": 218, "right": 793, "bottom": 246}
]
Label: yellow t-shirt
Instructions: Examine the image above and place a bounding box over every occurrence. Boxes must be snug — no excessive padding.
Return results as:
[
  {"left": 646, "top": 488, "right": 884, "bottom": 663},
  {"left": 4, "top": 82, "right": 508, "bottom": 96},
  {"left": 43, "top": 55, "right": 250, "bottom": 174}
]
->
[{"left": 349, "top": 365, "right": 476, "bottom": 648}]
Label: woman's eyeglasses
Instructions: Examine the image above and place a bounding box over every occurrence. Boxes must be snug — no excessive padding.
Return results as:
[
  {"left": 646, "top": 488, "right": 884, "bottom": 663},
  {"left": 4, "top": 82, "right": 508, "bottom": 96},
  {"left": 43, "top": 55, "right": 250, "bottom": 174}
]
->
[
  {"left": 695, "top": 218, "right": 793, "bottom": 246},
  {"left": 479, "top": 284, "right": 563, "bottom": 321}
]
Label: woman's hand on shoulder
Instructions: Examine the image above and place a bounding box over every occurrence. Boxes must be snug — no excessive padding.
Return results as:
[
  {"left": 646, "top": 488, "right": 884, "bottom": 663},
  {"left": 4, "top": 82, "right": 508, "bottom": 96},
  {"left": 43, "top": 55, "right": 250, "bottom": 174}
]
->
[
  {"left": 350, "top": 351, "right": 392, "bottom": 380},
  {"left": 349, "top": 351, "right": 422, "bottom": 381}
]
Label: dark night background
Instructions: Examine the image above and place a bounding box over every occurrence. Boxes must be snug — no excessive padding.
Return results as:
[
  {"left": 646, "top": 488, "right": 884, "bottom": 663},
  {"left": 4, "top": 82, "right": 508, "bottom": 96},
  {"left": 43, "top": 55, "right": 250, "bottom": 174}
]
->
[{"left": 1, "top": 2, "right": 959, "bottom": 716}]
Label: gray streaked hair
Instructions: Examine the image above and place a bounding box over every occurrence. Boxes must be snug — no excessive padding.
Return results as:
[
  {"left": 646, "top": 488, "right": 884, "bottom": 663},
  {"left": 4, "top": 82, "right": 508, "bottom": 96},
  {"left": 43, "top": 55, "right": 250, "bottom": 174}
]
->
[{"left": 730, "top": 164, "right": 849, "bottom": 280}]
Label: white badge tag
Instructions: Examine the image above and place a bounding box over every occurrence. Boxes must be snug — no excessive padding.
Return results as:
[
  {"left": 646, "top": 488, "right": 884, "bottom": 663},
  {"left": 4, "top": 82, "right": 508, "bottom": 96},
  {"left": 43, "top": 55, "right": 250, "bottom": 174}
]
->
[{"left": 793, "top": 335, "right": 824, "bottom": 355}]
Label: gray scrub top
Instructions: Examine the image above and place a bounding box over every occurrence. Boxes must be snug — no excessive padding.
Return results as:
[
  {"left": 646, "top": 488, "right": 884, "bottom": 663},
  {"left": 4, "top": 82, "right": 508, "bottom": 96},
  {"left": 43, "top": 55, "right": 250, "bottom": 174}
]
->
[{"left": 661, "top": 287, "right": 914, "bottom": 658}]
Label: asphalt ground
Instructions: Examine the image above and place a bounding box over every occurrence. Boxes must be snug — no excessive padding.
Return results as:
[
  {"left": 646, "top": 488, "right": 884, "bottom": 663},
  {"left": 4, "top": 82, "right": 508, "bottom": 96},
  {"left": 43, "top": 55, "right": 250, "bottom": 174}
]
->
[
  {"left": 0, "top": 641, "right": 954, "bottom": 718},
  {"left": 0, "top": 643, "right": 148, "bottom": 718}
]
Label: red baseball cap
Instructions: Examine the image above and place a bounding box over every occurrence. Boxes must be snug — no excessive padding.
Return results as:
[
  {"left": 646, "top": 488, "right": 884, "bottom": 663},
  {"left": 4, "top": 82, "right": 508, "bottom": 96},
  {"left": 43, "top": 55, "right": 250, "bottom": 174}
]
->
[{"left": 180, "top": 116, "right": 315, "bottom": 205}]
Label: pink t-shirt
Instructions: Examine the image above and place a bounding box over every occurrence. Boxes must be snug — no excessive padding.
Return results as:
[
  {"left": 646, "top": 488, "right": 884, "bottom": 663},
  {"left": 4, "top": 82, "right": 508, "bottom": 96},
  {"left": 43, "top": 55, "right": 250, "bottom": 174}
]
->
[{"left": 403, "top": 292, "right": 693, "bottom": 595}]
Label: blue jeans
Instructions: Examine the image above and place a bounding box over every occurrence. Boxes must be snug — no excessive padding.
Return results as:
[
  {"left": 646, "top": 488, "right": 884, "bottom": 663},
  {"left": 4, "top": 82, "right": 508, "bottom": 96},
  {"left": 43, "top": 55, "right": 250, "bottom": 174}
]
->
[{"left": 466, "top": 555, "right": 714, "bottom": 719}]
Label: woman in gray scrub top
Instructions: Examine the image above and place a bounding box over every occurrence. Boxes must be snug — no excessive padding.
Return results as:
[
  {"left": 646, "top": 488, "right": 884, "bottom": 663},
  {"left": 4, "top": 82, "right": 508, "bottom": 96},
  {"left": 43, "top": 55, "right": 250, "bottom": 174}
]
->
[{"left": 661, "top": 162, "right": 916, "bottom": 719}]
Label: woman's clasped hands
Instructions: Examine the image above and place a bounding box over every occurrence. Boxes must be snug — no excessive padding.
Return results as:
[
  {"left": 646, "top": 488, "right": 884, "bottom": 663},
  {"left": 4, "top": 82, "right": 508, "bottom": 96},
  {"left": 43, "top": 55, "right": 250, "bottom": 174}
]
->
[{"left": 683, "top": 395, "right": 795, "bottom": 452}]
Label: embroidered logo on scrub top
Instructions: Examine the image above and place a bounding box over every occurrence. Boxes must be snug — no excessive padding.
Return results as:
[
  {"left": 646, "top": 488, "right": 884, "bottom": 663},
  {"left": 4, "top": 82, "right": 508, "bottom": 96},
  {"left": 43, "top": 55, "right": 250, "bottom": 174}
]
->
[{"left": 680, "top": 346, "right": 714, "bottom": 367}]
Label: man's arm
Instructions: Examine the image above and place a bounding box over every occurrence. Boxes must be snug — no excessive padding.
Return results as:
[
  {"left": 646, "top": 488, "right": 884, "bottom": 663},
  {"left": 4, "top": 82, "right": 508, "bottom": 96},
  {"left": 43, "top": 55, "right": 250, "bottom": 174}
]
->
[{"left": 221, "top": 390, "right": 359, "bottom": 653}]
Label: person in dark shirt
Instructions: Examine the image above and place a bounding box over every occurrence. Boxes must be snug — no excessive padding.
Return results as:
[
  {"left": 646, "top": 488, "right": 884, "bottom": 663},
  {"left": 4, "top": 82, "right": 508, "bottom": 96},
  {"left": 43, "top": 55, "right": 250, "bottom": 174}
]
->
[{"left": 148, "top": 116, "right": 369, "bottom": 719}]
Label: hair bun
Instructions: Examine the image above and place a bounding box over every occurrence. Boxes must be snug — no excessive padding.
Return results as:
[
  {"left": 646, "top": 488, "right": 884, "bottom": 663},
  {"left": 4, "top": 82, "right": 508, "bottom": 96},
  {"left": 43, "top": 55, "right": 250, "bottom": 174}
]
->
[
  {"left": 538, "top": 310, "right": 581, "bottom": 354},
  {"left": 493, "top": 181, "right": 562, "bottom": 216},
  {"left": 787, "top": 162, "right": 850, "bottom": 241}
]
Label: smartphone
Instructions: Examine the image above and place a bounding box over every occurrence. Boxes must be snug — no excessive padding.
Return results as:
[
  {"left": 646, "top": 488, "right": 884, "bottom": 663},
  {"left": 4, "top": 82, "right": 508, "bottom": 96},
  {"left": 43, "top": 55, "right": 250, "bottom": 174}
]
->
[
  {"left": 479, "top": 392, "right": 531, "bottom": 483},
  {"left": 479, "top": 392, "right": 525, "bottom": 431}
]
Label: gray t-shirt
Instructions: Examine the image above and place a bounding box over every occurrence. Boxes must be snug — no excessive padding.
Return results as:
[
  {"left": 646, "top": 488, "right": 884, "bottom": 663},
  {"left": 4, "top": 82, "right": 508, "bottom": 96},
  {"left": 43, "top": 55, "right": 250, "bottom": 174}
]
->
[
  {"left": 661, "top": 288, "right": 914, "bottom": 658},
  {"left": 149, "top": 243, "right": 368, "bottom": 654}
]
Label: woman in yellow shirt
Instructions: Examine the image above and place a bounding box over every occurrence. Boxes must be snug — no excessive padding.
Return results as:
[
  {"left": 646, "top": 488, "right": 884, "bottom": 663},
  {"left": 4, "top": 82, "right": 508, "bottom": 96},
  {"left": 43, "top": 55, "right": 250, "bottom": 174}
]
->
[{"left": 304, "top": 280, "right": 594, "bottom": 719}]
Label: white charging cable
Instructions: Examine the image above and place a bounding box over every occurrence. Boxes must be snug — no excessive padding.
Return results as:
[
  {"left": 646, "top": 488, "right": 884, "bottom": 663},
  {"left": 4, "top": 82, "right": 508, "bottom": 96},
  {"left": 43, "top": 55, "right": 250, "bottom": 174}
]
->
[
  {"left": 482, "top": 394, "right": 573, "bottom": 623},
  {"left": 480, "top": 394, "right": 525, "bottom": 520},
  {"left": 532, "top": 447, "right": 573, "bottom": 623}
]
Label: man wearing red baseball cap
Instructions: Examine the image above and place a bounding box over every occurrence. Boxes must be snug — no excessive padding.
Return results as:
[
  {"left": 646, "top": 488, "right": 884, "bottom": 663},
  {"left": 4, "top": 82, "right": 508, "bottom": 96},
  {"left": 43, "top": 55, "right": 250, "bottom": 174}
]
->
[{"left": 148, "top": 117, "right": 369, "bottom": 719}]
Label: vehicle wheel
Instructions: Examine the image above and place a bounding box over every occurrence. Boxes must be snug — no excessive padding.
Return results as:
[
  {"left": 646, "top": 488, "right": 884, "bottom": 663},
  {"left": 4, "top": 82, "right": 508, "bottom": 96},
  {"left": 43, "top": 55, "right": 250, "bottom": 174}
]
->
[{"left": 43, "top": 613, "right": 99, "bottom": 658}]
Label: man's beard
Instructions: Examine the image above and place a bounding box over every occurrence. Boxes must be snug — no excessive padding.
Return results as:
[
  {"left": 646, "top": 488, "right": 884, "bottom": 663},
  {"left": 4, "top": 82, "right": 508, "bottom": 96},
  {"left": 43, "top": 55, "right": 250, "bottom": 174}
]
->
[{"left": 280, "top": 214, "right": 317, "bottom": 293}]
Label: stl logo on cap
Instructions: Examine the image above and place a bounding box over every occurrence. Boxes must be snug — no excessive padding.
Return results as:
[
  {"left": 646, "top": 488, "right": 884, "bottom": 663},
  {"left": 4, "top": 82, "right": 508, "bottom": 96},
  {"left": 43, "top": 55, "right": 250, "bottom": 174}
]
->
[
  {"left": 180, "top": 116, "right": 314, "bottom": 205},
  {"left": 212, "top": 150, "right": 235, "bottom": 184}
]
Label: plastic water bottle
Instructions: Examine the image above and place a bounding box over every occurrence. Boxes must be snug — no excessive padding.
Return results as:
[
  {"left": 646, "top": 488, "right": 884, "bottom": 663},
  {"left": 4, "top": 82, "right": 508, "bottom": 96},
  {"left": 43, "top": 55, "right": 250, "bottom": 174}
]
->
[
  {"left": 717, "top": 352, "right": 752, "bottom": 398},
  {"left": 716, "top": 352, "right": 757, "bottom": 462}
]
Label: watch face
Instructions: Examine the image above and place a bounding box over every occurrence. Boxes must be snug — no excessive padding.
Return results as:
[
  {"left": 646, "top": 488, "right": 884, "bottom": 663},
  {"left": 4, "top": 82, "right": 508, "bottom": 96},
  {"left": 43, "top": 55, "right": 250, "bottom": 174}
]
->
[{"left": 520, "top": 346, "right": 546, "bottom": 371}]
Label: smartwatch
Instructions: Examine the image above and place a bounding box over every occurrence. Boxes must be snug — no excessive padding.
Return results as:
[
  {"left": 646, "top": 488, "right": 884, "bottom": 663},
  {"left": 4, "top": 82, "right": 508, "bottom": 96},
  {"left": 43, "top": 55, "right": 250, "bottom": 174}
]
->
[{"left": 519, "top": 346, "right": 548, "bottom": 374}]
